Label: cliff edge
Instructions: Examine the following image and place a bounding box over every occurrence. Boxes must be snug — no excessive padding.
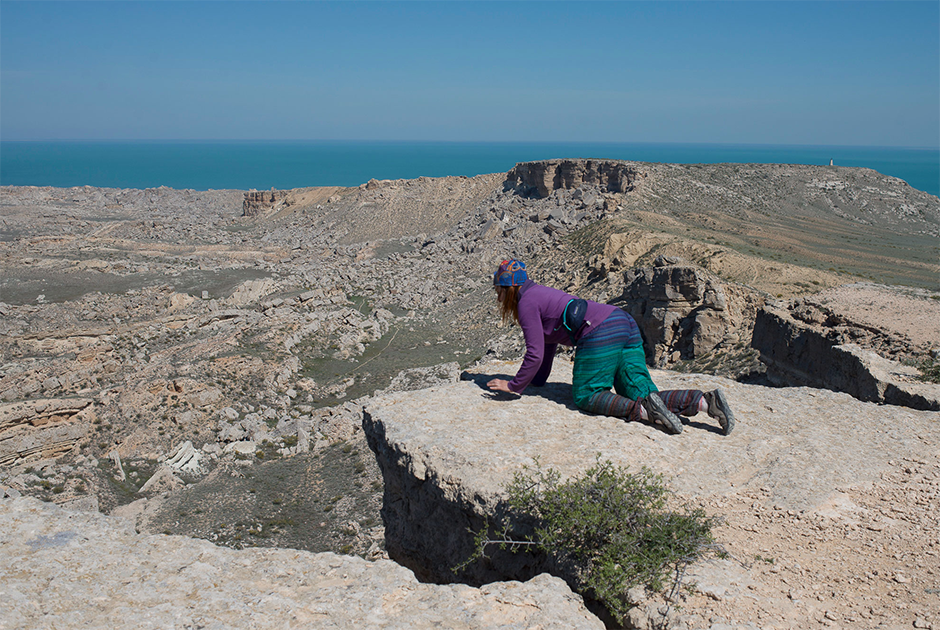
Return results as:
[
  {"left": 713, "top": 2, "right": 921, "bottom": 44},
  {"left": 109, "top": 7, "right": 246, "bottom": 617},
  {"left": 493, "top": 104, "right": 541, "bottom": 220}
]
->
[{"left": 364, "top": 359, "right": 939, "bottom": 628}]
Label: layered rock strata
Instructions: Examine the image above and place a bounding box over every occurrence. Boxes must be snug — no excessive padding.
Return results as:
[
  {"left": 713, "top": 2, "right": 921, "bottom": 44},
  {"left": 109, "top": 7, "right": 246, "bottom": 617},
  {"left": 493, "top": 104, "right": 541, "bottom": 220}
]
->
[
  {"left": 243, "top": 188, "right": 284, "bottom": 217},
  {"left": 613, "top": 256, "right": 757, "bottom": 365},
  {"left": 752, "top": 284, "right": 940, "bottom": 409},
  {"left": 0, "top": 496, "right": 603, "bottom": 630},
  {"left": 0, "top": 398, "right": 94, "bottom": 467},
  {"left": 507, "top": 159, "right": 639, "bottom": 198}
]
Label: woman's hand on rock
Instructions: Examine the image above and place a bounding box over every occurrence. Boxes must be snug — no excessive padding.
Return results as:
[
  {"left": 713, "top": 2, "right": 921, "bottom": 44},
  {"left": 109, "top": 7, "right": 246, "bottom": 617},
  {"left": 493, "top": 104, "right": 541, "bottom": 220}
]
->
[{"left": 487, "top": 378, "right": 513, "bottom": 393}]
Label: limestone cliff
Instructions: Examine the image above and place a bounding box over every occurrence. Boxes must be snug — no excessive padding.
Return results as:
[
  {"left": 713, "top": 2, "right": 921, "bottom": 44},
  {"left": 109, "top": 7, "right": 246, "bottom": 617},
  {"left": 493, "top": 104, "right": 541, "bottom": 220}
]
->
[
  {"left": 507, "top": 159, "right": 640, "bottom": 198},
  {"left": 242, "top": 188, "right": 284, "bottom": 217},
  {"left": 752, "top": 284, "right": 940, "bottom": 410}
]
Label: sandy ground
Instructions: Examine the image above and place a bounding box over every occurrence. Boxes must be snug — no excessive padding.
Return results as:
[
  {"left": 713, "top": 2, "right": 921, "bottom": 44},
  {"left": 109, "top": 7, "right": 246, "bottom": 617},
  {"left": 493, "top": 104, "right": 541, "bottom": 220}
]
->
[
  {"left": 677, "top": 453, "right": 939, "bottom": 629},
  {"left": 811, "top": 283, "right": 940, "bottom": 349}
]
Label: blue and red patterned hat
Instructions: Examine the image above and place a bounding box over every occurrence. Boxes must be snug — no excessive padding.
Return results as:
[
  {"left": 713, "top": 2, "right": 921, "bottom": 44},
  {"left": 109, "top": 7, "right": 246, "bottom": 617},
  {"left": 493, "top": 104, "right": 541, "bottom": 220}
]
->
[{"left": 494, "top": 259, "right": 527, "bottom": 286}]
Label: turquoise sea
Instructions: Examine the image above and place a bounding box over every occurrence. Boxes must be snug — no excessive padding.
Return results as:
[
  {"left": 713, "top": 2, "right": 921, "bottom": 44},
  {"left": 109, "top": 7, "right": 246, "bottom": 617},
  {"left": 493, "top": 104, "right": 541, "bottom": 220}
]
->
[{"left": 1, "top": 141, "right": 938, "bottom": 197}]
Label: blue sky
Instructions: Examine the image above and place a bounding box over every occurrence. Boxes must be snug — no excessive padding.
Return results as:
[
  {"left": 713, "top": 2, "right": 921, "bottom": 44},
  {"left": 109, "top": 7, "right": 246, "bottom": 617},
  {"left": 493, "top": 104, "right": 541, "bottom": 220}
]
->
[{"left": 1, "top": 1, "right": 938, "bottom": 147}]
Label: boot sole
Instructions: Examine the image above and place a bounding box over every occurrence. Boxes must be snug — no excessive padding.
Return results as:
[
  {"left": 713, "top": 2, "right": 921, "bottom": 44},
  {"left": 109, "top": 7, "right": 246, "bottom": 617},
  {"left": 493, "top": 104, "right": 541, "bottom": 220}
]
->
[
  {"left": 644, "top": 393, "right": 683, "bottom": 435},
  {"left": 707, "top": 388, "right": 735, "bottom": 436}
]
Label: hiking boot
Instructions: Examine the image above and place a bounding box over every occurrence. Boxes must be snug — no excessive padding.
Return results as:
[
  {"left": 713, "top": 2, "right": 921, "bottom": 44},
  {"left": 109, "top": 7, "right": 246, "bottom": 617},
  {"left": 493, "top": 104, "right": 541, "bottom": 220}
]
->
[
  {"left": 642, "top": 392, "right": 683, "bottom": 435},
  {"left": 704, "top": 388, "right": 735, "bottom": 435}
]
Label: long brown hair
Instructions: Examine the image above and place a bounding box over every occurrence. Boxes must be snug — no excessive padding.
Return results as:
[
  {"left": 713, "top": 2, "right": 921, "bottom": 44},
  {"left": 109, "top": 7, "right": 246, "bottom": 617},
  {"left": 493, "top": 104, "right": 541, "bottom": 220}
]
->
[{"left": 497, "top": 285, "right": 521, "bottom": 325}]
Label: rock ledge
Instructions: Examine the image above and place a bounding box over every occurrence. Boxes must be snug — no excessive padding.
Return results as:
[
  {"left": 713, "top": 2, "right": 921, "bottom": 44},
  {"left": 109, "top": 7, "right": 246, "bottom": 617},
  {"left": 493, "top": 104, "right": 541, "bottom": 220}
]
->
[{"left": 0, "top": 496, "right": 602, "bottom": 629}]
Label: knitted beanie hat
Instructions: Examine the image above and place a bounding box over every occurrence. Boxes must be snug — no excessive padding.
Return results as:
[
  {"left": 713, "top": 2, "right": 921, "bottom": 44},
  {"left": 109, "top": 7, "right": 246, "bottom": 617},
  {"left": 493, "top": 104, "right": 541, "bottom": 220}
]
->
[{"left": 494, "top": 259, "right": 527, "bottom": 286}]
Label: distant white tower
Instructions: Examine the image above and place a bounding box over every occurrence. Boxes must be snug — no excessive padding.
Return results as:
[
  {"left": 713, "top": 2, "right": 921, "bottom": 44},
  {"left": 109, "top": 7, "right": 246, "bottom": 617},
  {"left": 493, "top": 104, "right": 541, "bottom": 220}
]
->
[{"left": 829, "top": 158, "right": 834, "bottom": 166}]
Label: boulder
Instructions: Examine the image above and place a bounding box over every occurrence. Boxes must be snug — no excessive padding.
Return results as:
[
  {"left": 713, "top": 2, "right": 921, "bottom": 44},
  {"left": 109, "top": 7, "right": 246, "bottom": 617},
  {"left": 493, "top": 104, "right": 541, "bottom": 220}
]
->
[
  {"left": 164, "top": 441, "right": 203, "bottom": 475},
  {"left": 0, "top": 496, "right": 603, "bottom": 630},
  {"left": 382, "top": 362, "right": 460, "bottom": 394},
  {"left": 227, "top": 278, "right": 278, "bottom": 307},
  {"left": 138, "top": 465, "right": 184, "bottom": 494},
  {"left": 614, "top": 257, "right": 748, "bottom": 365}
]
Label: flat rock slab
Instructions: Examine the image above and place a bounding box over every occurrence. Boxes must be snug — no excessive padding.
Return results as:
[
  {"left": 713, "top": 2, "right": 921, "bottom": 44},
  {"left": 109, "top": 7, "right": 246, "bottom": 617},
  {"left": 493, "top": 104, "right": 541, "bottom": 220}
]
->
[
  {"left": 0, "top": 496, "right": 603, "bottom": 630},
  {"left": 809, "top": 283, "right": 940, "bottom": 347},
  {"left": 364, "top": 359, "right": 939, "bottom": 589},
  {"left": 369, "top": 359, "right": 936, "bottom": 511}
]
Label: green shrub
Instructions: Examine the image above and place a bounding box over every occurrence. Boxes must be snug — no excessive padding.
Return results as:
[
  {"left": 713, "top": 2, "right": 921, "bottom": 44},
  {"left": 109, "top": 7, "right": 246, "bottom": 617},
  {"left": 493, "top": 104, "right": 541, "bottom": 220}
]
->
[
  {"left": 460, "top": 458, "right": 720, "bottom": 626},
  {"left": 917, "top": 357, "right": 940, "bottom": 384}
]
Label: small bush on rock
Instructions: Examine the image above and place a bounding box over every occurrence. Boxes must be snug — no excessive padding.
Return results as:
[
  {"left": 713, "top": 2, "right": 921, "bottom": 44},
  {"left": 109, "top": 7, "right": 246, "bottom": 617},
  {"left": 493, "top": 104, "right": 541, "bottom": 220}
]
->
[
  {"left": 460, "top": 458, "right": 720, "bottom": 625},
  {"left": 916, "top": 357, "right": 940, "bottom": 384}
]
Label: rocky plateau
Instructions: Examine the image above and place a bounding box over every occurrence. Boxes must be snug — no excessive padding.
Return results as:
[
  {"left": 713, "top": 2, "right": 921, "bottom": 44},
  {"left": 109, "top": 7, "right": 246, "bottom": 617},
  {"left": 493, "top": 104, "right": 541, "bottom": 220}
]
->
[{"left": 1, "top": 158, "right": 938, "bottom": 628}]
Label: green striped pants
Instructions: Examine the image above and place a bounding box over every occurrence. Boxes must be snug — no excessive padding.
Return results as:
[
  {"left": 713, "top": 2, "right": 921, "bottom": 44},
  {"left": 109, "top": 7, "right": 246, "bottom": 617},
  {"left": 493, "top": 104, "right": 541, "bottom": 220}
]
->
[{"left": 572, "top": 312, "right": 702, "bottom": 422}]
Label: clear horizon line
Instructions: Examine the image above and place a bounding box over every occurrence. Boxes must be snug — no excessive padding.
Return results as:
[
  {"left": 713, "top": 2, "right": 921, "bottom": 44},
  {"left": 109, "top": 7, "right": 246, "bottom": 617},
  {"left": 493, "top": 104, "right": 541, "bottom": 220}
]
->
[{"left": 2, "top": 138, "right": 938, "bottom": 151}]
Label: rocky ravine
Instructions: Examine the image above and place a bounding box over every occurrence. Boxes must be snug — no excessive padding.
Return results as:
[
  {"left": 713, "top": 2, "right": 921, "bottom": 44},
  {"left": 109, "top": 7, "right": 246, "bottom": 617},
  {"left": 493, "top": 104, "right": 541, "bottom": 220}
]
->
[{"left": 1, "top": 160, "right": 938, "bottom": 628}]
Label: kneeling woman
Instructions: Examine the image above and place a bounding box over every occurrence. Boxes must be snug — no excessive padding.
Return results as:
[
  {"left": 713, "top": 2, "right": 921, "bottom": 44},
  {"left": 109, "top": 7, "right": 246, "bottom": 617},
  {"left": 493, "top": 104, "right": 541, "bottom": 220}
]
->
[{"left": 486, "top": 260, "right": 734, "bottom": 435}]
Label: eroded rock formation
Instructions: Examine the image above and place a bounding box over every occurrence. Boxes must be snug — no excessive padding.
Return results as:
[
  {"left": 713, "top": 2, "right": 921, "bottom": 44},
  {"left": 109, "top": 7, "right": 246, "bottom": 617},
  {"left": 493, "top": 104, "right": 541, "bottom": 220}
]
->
[
  {"left": 506, "top": 159, "right": 640, "bottom": 198},
  {"left": 1, "top": 165, "right": 937, "bottom": 628},
  {"left": 242, "top": 189, "right": 283, "bottom": 217},
  {"left": 612, "top": 256, "right": 759, "bottom": 366},
  {"left": 752, "top": 291, "right": 940, "bottom": 410},
  {"left": 0, "top": 399, "right": 94, "bottom": 467},
  {"left": 364, "top": 358, "right": 940, "bottom": 627}
]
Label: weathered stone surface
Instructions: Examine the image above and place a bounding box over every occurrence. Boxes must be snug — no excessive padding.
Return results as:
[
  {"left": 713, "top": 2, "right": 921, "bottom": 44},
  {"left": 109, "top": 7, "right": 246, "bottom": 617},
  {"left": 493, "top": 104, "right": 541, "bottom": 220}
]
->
[
  {"left": 0, "top": 398, "right": 93, "bottom": 467},
  {"left": 227, "top": 277, "right": 279, "bottom": 306},
  {"left": 164, "top": 440, "right": 203, "bottom": 474},
  {"left": 363, "top": 358, "right": 939, "bottom": 591},
  {"left": 614, "top": 257, "right": 754, "bottom": 365},
  {"left": 0, "top": 496, "right": 603, "bottom": 630},
  {"left": 138, "top": 464, "right": 183, "bottom": 494},
  {"left": 1, "top": 166, "right": 936, "bottom": 628},
  {"left": 507, "top": 159, "right": 639, "bottom": 198},
  {"left": 752, "top": 289, "right": 940, "bottom": 409},
  {"left": 0, "top": 398, "right": 94, "bottom": 432},
  {"left": 242, "top": 188, "right": 283, "bottom": 217},
  {"left": 382, "top": 362, "right": 460, "bottom": 394},
  {"left": 831, "top": 343, "right": 940, "bottom": 410}
]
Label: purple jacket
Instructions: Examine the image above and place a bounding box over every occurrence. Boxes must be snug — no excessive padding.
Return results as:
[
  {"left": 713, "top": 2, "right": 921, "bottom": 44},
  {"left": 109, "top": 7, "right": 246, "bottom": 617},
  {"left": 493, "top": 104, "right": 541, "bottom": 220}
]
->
[{"left": 507, "top": 280, "right": 617, "bottom": 393}]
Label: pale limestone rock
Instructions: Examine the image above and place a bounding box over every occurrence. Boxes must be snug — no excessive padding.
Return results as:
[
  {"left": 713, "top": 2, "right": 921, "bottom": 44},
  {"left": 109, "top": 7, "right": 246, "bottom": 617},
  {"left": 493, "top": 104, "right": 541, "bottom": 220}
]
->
[
  {"left": 296, "top": 427, "right": 310, "bottom": 453},
  {"left": 164, "top": 441, "right": 203, "bottom": 474},
  {"left": 138, "top": 465, "right": 183, "bottom": 494},
  {"left": 363, "top": 358, "right": 939, "bottom": 590},
  {"left": 0, "top": 496, "right": 603, "bottom": 630},
  {"left": 224, "top": 440, "right": 256, "bottom": 456},
  {"left": 108, "top": 450, "right": 126, "bottom": 481},
  {"left": 754, "top": 301, "right": 940, "bottom": 410},
  {"left": 617, "top": 260, "right": 744, "bottom": 364},
  {"left": 168, "top": 292, "right": 195, "bottom": 311},
  {"left": 188, "top": 387, "right": 222, "bottom": 408},
  {"left": 58, "top": 494, "right": 100, "bottom": 513},
  {"left": 832, "top": 343, "right": 940, "bottom": 410},
  {"left": 0, "top": 399, "right": 92, "bottom": 467},
  {"left": 227, "top": 278, "right": 278, "bottom": 307}
]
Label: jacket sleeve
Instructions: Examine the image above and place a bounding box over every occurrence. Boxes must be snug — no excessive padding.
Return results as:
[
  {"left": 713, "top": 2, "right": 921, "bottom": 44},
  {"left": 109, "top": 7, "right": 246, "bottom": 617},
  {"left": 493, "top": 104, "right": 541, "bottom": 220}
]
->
[
  {"left": 530, "top": 344, "right": 557, "bottom": 387},
  {"left": 507, "top": 302, "right": 547, "bottom": 393}
]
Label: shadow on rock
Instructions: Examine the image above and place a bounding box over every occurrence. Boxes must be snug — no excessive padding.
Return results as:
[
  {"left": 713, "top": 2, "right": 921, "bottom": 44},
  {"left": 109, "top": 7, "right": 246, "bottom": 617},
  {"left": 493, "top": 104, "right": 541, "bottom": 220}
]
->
[{"left": 461, "top": 371, "right": 581, "bottom": 411}]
